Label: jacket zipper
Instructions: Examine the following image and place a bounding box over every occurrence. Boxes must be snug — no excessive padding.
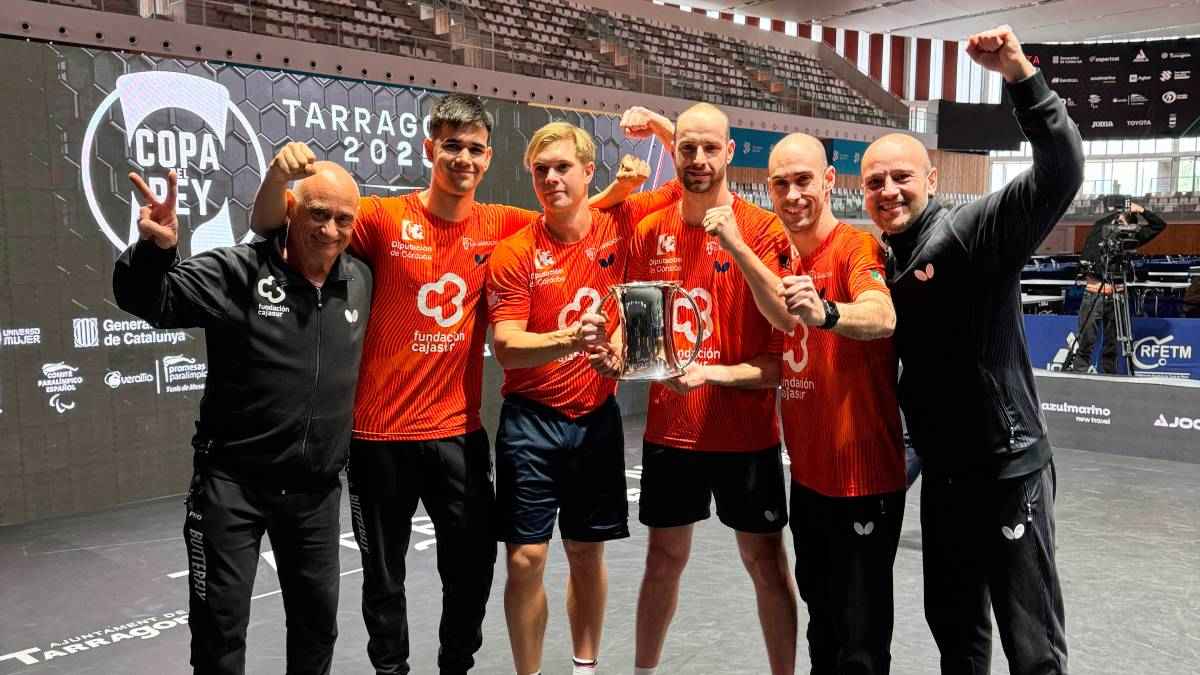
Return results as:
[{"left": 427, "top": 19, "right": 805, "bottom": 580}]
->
[{"left": 299, "top": 286, "right": 323, "bottom": 468}]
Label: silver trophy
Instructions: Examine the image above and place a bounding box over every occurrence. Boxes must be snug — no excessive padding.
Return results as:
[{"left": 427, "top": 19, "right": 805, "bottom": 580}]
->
[{"left": 603, "top": 281, "right": 703, "bottom": 380}]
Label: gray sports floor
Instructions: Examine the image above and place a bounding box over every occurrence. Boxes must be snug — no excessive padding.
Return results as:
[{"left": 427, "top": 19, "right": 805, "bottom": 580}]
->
[{"left": 1, "top": 417, "right": 1197, "bottom": 674}]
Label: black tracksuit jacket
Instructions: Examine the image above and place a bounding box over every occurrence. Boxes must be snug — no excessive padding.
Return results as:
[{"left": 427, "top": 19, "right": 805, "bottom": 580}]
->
[
  {"left": 114, "top": 234, "right": 372, "bottom": 488},
  {"left": 884, "top": 71, "right": 1084, "bottom": 479}
]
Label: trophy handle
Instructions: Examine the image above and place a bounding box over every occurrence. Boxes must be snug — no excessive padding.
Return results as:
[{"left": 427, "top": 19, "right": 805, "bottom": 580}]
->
[{"left": 669, "top": 285, "right": 703, "bottom": 372}]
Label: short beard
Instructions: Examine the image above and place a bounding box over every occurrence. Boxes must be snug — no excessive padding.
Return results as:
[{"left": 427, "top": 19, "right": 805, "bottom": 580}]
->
[{"left": 680, "top": 164, "right": 725, "bottom": 194}]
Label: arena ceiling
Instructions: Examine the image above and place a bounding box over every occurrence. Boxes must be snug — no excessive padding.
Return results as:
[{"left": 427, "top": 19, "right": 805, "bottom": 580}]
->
[{"left": 681, "top": 0, "right": 1200, "bottom": 43}]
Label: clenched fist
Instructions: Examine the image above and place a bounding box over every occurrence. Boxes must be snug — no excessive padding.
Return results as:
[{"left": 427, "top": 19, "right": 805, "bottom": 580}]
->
[
  {"left": 779, "top": 275, "right": 827, "bottom": 326},
  {"left": 965, "top": 25, "right": 1035, "bottom": 83},
  {"left": 703, "top": 205, "right": 744, "bottom": 252},
  {"left": 620, "top": 106, "right": 674, "bottom": 144},
  {"left": 267, "top": 141, "right": 318, "bottom": 184},
  {"left": 616, "top": 154, "right": 651, "bottom": 189},
  {"left": 129, "top": 171, "right": 178, "bottom": 250}
]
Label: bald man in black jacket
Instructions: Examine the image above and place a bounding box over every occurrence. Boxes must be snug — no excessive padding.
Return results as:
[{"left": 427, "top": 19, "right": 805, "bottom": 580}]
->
[{"left": 862, "top": 26, "right": 1083, "bottom": 675}]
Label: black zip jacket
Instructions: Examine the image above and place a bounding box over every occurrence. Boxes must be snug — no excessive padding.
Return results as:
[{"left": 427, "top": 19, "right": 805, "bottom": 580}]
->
[
  {"left": 1079, "top": 209, "right": 1167, "bottom": 270},
  {"left": 114, "top": 234, "right": 372, "bottom": 488},
  {"left": 883, "top": 71, "right": 1084, "bottom": 479}
]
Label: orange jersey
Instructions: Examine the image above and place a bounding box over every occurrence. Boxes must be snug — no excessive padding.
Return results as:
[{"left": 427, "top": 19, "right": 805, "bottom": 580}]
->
[
  {"left": 780, "top": 222, "right": 905, "bottom": 496},
  {"left": 487, "top": 183, "right": 683, "bottom": 418},
  {"left": 627, "top": 196, "right": 789, "bottom": 452},
  {"left": 350, "top": 192, "right": 537, "bottom": 441}
]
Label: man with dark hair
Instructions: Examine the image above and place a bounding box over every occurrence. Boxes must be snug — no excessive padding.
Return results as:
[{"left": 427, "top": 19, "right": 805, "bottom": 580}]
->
[
  {"left": 862, "top": 26, "right": 1082, "bottom": 674},
  {"left": 1066, "top": 202, "right": 1167, "bottom": 374},
  {"left": 251, "top": 93, "right": 650, "bottom": 675},
  {"left": 116, "top": 165, "right": 371, "bottom": 675}
]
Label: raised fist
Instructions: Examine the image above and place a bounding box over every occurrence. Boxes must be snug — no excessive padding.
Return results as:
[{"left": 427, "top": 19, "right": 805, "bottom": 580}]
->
[
  {"left": 779, "top": 275, "right": 827, "bottom": 326},
  {"left": 129, "top": 171, "right": 178, "bottom": 250},
  {"left": 267, "top": 141, "right": 318, "bottom": 183},
  {"left": 965, "top": 25, "right": 1035, "bottom": 82},
  {"left": 702, "top": 204, "right": 743, "bottom": 252},
  {"left": 616, "top": 155, "right": 651, "bottom": 189}
]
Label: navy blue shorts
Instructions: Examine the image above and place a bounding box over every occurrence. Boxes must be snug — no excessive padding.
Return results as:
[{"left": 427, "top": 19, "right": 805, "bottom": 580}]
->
[{"left": 495, "top": 395, "right": 630, "bottom": 544}]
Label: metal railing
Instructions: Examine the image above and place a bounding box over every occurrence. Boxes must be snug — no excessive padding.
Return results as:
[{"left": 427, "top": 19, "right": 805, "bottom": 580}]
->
[{"left": 37, "top": 0, "right": 923, "bottom": 131}]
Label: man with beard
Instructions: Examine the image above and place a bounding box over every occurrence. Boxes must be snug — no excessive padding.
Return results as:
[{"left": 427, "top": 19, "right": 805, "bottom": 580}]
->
[
  {"left": 703, "top": 131, "right": 905, "bottom": 673},
  {"left": 583, "top": 102, "right": 797, "bottom": 675},
  {"left": 861, "top": 26, "right": 1081, "bottom": 674},
  {"left": 487, "top": 120, "right": 679, "bottom": 675},
  {"left": 249, "top": 94, "right": 650, "bottom": 675}
]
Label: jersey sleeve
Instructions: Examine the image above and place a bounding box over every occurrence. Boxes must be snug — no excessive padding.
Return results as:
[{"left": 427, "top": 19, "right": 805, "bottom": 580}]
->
[
  {"left": 845, "top": 232, "right": 891, "bottom": 300},
  {"left": 486, "top": 237, "right": 532, "bottom": 325},
  {"left": 351, "top": 195, "right": 388, "bottom": 261},
  {"left": 606, "top": 179, "right": 682, "bottom": 236}
]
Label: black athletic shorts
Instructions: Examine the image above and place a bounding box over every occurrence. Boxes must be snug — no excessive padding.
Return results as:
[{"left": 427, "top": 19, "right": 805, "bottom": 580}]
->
[
  {"left": 639, "top": 442, "right": 787, "bottom": 533},
  {"left": 495, "top": 395, "right": 630, "bottom": 544}
]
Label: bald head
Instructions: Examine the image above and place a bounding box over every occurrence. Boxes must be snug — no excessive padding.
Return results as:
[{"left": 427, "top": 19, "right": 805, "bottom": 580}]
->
[
  {"left": 863, "top": 133, "right": 932, "bottom": 173},
  {"left": 769, "top": 133, "right": 827, "bottom": 177},
  {"left": 293, "top": 160, "right": 360, "bottom": 202},
  {"left": 860, "top": 133, "right": 937, "bottom": 234},
  {"left": 676, "top": 103, "right": 730, "bottom": 141}
]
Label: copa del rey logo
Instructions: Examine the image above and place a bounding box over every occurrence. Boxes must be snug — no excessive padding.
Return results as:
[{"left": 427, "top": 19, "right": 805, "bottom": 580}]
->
[{"left": 81, "top": 71, "right": 267, "bottom": 257}]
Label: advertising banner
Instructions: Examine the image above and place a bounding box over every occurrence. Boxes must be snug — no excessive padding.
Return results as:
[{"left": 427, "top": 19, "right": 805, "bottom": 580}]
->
[{"left": 0, "top": 38, "right": 671, "bottom": 524}]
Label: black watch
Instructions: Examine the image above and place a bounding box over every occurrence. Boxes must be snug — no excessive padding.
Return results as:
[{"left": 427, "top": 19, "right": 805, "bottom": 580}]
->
[{"left": 820, "top": 299, "right": 840, "bottom": 330}]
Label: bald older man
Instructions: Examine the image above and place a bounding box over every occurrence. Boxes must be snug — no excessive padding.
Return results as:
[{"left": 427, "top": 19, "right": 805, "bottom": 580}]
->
[
  {"left": 115, "top": 164, "right": 372, "bottom": 675},
  {"left": 861, "top": 26, "right": 1082, "bottom": 674},
  {"left": 712, "top": 131, "right": 905, "bottom": 673},
  {"left": 585, "top": 102, "right": 797, "bottom": 675}
]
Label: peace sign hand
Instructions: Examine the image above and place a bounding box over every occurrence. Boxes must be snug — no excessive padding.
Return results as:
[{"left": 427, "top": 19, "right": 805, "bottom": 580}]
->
[{"left": 129, "top": 170, "right": 179, "bottom": 249}]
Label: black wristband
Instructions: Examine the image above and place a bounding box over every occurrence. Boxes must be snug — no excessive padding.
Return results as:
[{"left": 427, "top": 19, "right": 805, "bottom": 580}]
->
[{"left": 820, "top": 299, "right": 840, "bottom": 330}]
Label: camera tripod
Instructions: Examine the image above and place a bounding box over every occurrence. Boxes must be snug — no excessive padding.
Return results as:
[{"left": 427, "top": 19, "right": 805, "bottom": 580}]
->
[{"left": 1067, "top": 244, "right": 1137, "bottom": 375}]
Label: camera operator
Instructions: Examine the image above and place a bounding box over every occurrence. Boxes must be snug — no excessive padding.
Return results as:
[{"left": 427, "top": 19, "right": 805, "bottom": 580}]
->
[{"left": 1066, "top": 202, "right": 1166, "bottom": 374}]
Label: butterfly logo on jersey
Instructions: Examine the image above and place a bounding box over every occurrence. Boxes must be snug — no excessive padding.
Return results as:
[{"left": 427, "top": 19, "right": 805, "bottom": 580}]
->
[
  {"left": 713, "top": 261, "right": 731, "bottom": 273},
  {"left": 914, "top": 263, "right": 935, "bottom": 282},
  {"left": 557, "top": 287, "right": 603, "bottom": 329},
  {"left": 401, "top": 219, "right": 425, "bottom": 242},
  {"left": 657, "top": 234, "right": 676, "bottom": 255},
  {"left": 474, "top": 253, "right": 490, "bottom": 265},
  {"left": 782, "top": 323, "right": 809, "bottom": 373},
  {"left": 673, "top": 288, "right": 713, "bottom": 345},
  {"left": 598, "top": 253, "right": 617, "bottom": 268},
  {"left": 417, "top": 272, "right": 467, "bottom": 328},
  {"left": 535, "top": 249, "right": 556, "bottom": 270}
]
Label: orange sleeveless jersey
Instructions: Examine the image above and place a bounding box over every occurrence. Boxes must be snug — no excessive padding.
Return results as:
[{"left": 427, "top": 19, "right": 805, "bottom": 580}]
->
[
  {"left": 779, "top": 222, "right": 905, "bottom": 496},
  {"left": 487, "top": 183, "right": 682, "bottom": 419},
  {"left": 350, "top": 193, "right": 536, "bottom": 441},
  {"left": 627, "top": 196, "right": 789, "bottom": 452}
]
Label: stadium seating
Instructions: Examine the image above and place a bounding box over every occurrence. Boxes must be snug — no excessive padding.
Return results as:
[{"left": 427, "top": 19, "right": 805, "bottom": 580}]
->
[{"left": 46, "top": 0, "right": 899, "bottom": 128}]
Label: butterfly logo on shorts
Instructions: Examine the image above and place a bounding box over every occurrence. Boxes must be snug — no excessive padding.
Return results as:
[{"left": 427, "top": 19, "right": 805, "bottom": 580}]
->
[
  {"left": 598, "top": 253, "right": 617, "bottom": 268},
  {"left": 474, "top": 253, "right": 490, "bottom": 265},
  {"left": 713, "top": 261, "right": 731, "bottom": 273},
  {"left": 914, "top": 263, "right": 935, "bottom": 282}
]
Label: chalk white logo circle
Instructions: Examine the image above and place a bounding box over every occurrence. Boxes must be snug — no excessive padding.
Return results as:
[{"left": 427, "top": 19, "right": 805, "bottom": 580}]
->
[{"left": 81, "top": 71, "right": 267, "bottom": 255}]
